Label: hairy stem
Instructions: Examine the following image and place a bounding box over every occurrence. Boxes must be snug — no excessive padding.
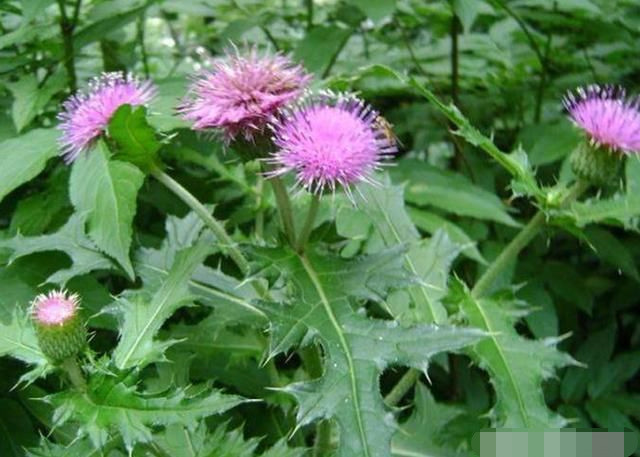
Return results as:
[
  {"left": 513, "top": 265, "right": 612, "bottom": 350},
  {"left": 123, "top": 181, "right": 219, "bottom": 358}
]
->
[
  {"left": 472, "top": 180, "right": 589, "bottom": 298},
  {"left": 61, "top": 357, "right": 86, "bottom": 391},
  {"left": 296, "top": 195, "right": 320, "bottom": 253},
  {"left": 384, "top": 368, "right": 419, "bottom": 407},
  {"left": 151, "top": 168, "right": 268, "bottom": 297}
]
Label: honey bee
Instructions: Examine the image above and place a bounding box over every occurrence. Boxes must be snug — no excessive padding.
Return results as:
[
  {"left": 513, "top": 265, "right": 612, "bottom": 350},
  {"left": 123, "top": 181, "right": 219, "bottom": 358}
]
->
[{"left": 374, "top": 115, "right": 402, "bottom": 148}]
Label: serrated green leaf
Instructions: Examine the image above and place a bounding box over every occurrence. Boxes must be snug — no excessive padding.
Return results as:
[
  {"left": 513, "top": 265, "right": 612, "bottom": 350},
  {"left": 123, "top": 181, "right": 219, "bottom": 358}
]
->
[
  {"left": 408, "top": 207, "right": 486, "bottom": 264},
  {"left": 356, "top": 178, "right": 459, "bottom": 324},
  {"left": 108, "top": 104, "right": 161, "bottom": 171},
  {"left": 48, "top": 373, "right": 244, "bottom": 451},
  {"left": 135, "top": 210, "right": 266, "bottom": 325},
  {"left": 453, "top": 280, "right": 575, "bottom": 428},
  {"left": 255, "top": 246, "right": 486, "bottom": 457},
  {"left": 112, "top": 238, "right": 214, "bottom": 369},
  {"left": 562, "top": 156, "right": 640, "bottom": 228},
  {"left": 0, "top": 307, "right": 48, "bottom": 376},
  {"left": 391, "top": 384, "right": 466, "bottom": 457},
  {"left": 70, "top": 142, "right": 144, "bottom": 280},
  {"left": 0, "top": 129, "right": 59, "bottom": 204},
  {"left": 156, "top": 422, "right": 306, "bottom": 457},
  {"left": 0, "top": 213, "right": 114, "bottom": 284},
  {"left": 391, "top": 159, "right": 519, "bottom": 226}
]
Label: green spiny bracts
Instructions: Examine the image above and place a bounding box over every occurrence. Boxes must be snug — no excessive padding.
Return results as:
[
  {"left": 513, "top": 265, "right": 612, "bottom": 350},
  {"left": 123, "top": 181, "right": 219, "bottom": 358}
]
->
[
  {"left": 31, "top": 290, "right": 86, "bottom": 364},
  {"left": 570, "top": 141, "right": 622, "bottom": 187}
]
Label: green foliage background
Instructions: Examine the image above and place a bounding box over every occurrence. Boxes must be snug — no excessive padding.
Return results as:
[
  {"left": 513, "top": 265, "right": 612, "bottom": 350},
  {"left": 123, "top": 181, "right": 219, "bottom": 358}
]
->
[{"left": 1, "top": 0, "right": 640, "bottom": 456}]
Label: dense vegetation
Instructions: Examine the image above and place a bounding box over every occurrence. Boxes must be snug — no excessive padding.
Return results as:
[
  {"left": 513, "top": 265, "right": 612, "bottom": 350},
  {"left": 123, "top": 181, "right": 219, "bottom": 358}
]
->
[{"left": 1, "top": 1, "right": 639, "bottom": 456}]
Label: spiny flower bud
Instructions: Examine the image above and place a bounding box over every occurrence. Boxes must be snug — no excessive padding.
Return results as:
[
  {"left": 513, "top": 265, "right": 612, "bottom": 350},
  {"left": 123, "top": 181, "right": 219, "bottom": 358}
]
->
[
  {"left": 564, "top": 84, "right": 640, "bottom": 185},
  {"left": 31, "top": 290, "right": 86, "bottom": 364},
  {"left": 569, "top": 142, "right": 620, "bottom": 186}
]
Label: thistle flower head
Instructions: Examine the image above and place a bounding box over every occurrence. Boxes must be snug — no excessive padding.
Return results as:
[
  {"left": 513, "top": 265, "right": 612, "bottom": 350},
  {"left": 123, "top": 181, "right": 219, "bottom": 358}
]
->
[
  {"left": 267, "top": 92, "right": 397, "bottom": 195},
  {"left": 32, "top": 289, "right": 80, "bottom": 326},
  {"left": 563, "top": 84, "right": 640, "bottom": 153},
  {"left": 58, "top": 72, "right": 156, "bottom": 163},
  {"left": 178, "top": 49, "right": 311, "bottom": 142}
]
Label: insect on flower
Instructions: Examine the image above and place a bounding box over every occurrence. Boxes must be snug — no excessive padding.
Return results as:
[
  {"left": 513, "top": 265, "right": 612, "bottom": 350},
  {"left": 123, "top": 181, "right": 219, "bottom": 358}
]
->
[{"left": 266, "top": 91, "right": 398, "bottom": 198}]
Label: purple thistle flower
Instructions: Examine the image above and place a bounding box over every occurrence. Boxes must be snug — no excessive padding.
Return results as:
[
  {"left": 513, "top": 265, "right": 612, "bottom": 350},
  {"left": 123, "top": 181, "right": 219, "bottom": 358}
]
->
[
  {"left": 267, "top": 92, "right": 397, "bottom": 195},
  {"left": 563, "top": 84, "right": 640, "bottom": 153},
  {"left": 32, "top": 289, "right": 80, "bottom": 327},
  {"left": 58, "top": 72, "right": 156, "bottom": 163},
  {"left": 178, "top": 49, "right": 311, "bottom": 142}
]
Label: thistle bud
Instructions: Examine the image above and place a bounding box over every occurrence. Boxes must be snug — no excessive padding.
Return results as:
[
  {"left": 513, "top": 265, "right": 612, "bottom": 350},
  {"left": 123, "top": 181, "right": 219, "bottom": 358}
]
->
[
  {"left": 570, "top": 141, "right": 621, "bottom": 186},
  {"left": 31, "top": 290, "right": 86, "bottom": 363}
]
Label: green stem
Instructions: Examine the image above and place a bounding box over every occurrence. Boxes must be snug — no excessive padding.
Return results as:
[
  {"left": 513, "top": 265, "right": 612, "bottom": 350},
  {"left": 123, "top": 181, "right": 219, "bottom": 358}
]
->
[
  {"left": 151, "top": 168, "right": 269, "bottom": 299},
  {"left": 472, "top": 179, "right": 589, "bottom": 298},
  {"left": 255, "top": 176, "right": 265, "bottom": 240},
  {"left": 296, "top": 195, "right": 320, "bottom": 253},
  {"left": 305, "top": 0, "right": 313, "bottom": 29},
  {"left": 384, "top": 368, "right": 420, "bottom": 407},
  {"left": 152, "top": 168, "right": 249, "bottom": 272},
  {"left": 137, "top": 13, "right": 150, "bottom": 78},
  {"left": 57, "top": 0, "right": 81, "bottom": 93},
  {"left": 384, "top": 180, "right": 590, "bottom": 407},
  {"left": 61, "top": 357, "right": 86, "bottom": 391},
  {"left": 268, "top": 174, "right": 297, "bottom": 246}
]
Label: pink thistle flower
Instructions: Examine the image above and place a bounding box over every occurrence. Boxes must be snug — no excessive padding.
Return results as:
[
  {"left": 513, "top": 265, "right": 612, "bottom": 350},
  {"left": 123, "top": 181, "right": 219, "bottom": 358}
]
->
[
  {"left": 58, "top": 72, "right": 156, "bottom": 163},
  {"left": 31, "top": 289, "right": 80, "bottom": 327},
  {"left": 178, "top": 49, "right": 311, "bottom": 142},
  {"left": 563, "top": 84, "right": 640, "bottom": 153},
  {"left": 267, "top": 92, "right": 397, "bottom": 195}
]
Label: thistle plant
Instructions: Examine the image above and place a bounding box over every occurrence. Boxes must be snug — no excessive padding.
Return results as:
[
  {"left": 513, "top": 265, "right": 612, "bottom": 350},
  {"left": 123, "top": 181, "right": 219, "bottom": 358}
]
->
[{"left": 2, "top": 8, "right": 640, "bottom": 456}]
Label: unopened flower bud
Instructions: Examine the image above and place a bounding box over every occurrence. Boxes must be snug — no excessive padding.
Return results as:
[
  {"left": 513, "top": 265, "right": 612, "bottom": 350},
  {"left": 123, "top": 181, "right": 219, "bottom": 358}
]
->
[{"left": 31, "top": 290, "right": 86, "bottom": 363}]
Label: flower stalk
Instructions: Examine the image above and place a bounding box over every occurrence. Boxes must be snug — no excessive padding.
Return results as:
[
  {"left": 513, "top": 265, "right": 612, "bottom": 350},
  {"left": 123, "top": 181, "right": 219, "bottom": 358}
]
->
[
  {"left": 296, "top": 194, "right": 320, "bottom": 253},
  {"left": 150, "top": 167, "right": 268, "bottom": 298},
  {"left": 385, "top": 179, "right": 590, "bottom": 407},
  {"left": 61, "top": 356, "right": 87, "bottom": 391}
]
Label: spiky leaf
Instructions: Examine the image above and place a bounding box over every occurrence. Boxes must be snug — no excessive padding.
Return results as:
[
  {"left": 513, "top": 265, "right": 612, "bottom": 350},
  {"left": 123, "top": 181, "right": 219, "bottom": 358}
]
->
[
  {"left": 156, "top": 423, "right": 306, "bottom": 457},
  {"left": 255, "top": 246, "right": 486, "bottom": 457},
  {"left": 0, "top": 213, "right": 114, "bottom": 284},
  {"left": 112, "top": 236, "right": 213, "bottom": 369},
  {"left": 0, "top": 307, "right": 49, "bottom": 379},
  {"left": 70, "top": 141, "right": 144, "bottom": 279},
  {"left": 356, "top": 179, "right": 460, "bottom": 324},
  {"left": 453, "top": 280, "right": 576, "bottom": 428},
  {"left": 48, "top": 373, "right": 244, "bottom": 451}
]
